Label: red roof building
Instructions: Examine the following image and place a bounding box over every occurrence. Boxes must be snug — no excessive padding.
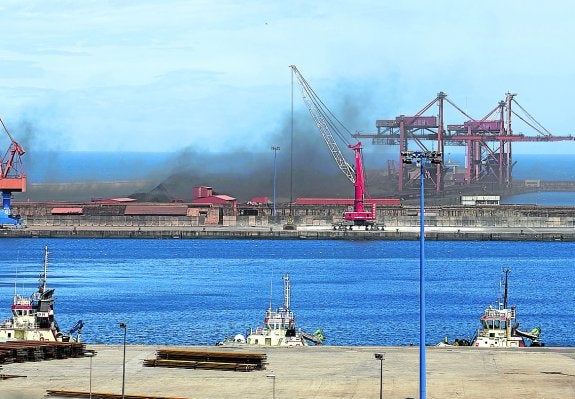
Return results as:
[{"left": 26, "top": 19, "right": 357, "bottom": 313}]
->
[{"left": 295, "top": 198, "right": 401, "bottom": 206}]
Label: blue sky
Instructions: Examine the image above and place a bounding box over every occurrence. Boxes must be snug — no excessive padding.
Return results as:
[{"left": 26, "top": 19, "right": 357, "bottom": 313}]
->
[{"left": 0, "top": 0, "right": 574, "bottom": 156}]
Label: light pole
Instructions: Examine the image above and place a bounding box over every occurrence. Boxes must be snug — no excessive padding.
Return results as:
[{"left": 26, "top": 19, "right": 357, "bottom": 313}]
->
[
  {"left": 272, "top": 146, "right": 280, "bottom": 217},
  {"left": 400, "top": 150, "right": 442, "bottom": 399},
  {"left": 266, "top": 374, "right": 276, "bottom": 399},
  {"left": 119, "top": 322, "right": 127, "bottom": 399},
  {"left": 85, "top": 351, "right": 95, "bottom": 399},
  {"left": 374, "top": 353, "right": 384, "bottom": 399}
]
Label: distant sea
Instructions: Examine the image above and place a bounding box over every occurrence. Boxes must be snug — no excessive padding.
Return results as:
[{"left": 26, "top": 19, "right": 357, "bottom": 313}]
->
[
  {"left": 26, "top": 151, "right": 172, "bottom": 183},
  {"left": 23, "top": 152, "right": 575, "bottom": 206}
]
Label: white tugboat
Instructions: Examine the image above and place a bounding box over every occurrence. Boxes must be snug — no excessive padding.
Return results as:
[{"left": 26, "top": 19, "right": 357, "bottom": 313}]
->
[
  {"left": 221, "top": 274, "right": 324, "bottom": 347},
  {"left": 0, "top": 246, "right": 83, "bottom": 342},
  {"left": 471, "top": 268, "right": 542, "bottom": 348}
]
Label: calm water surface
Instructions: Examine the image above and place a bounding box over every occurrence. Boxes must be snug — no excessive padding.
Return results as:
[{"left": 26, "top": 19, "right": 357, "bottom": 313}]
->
[{"left": 0, "top": 239, "right": 573, "bottom": 347}]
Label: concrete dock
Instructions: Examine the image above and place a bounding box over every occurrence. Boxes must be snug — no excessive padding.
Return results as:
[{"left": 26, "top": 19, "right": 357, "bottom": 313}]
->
[
  {"left": 2, "top": 345, "right": 574, "bottom": 398},
  {"left": 2, "top": 224, "right": 575, "bottom": 241}
]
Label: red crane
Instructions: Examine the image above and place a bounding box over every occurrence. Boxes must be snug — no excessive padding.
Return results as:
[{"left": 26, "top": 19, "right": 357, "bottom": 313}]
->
[
  {"left": 290, "top": 66, "right": 377, "bottom": 230},
  {"left": 354, "top": 92, "right": 574, "bottom": 193},
  {"left": 0, "top": 117, "right": 26, "bottom": 225}
]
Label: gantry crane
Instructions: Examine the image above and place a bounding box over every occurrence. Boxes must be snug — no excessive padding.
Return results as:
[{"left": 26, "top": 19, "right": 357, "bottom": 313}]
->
[
  {"left": 354, "top": 92, "right": 574, "bottom": 193},
  {"left": 0, "top": 117, "right": 26, "bottom": 226},
  {"left": 290, "top": 65, "right": 378, "bottom": 230}
]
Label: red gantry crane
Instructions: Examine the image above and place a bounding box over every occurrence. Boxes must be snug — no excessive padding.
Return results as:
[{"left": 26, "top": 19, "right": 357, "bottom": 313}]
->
[
  {"left": 354, "top": 92, "right": 574, "bottom": 194},
  {"left": 0, "top": 117, "right": 26, "bottom": 226},
  {"left": 290, "top": 65, "right": 378, "bottom": 230}
]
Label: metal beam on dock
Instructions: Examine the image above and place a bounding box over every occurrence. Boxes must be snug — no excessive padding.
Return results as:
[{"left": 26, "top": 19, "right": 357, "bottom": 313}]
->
[{"left": 45, "top": 391, "right": 191, "bottom": 399}]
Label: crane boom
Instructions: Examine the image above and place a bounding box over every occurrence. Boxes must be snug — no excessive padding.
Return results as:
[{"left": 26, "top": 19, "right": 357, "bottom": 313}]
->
[
  {"left": 290, "top": 65, "right": 356, "bottom": 183},
  {"left": 0, "top": 117, "right": 26, "bottom": 226},
  {"left": 0, "top": 117, "right": 25, "bottom": 184},
  {"left": 290, "top": 66, "right": 377, "bottom": 229}
]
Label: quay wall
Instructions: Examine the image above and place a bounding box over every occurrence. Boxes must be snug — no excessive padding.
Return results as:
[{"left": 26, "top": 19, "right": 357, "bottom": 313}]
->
[
  {"left": 3, "top": 227, "right": 574, "bottom": 241},
  {"left": 5, "top": 202, "right": 574, "bottom": 241},
  {"left": 12, "top": 203, "right": 575, "bottom": 229}
]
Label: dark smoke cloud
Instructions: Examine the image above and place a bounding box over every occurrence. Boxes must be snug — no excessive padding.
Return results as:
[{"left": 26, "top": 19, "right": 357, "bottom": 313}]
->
[
  {"left": 13, "top": 71, "right": 398, "bottom": 202},
  {"left": 131, "top": 72, "right": 402, "bottom": 203},
  {"left": 140, "top": 104, "right": 397, "bottom": 203}
]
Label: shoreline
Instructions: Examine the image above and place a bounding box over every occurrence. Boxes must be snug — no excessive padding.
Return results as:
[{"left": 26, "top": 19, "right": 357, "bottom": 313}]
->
[{"left": 2, "top": 225, "right": 575, "bottom": 241}]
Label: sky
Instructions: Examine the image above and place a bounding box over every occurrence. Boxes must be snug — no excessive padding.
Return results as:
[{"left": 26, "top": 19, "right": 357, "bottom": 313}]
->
[{"left": 1, "top": 0, "right": 574, "bottom": 160}]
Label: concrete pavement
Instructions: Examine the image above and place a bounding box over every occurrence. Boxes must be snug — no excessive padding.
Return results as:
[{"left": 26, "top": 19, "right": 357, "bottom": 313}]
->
[{"left": 2, "top": 345, "right": 575, "bottom": 399}]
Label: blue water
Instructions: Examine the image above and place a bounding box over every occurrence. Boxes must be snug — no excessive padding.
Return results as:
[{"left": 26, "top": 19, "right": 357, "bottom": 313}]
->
[
  {"left": 501, "top": 192, "right": 575, "bottom": 206},
  {"left": 0, "top": 239, "right": 573, "bottom": 347}
]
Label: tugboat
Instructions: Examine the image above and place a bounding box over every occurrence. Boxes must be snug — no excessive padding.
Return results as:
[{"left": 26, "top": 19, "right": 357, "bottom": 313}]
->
[
  {"left": 0, "top": 246, "right": 83, "bottom": 342},
  {"left": 220, "top": 274, "right": 324, "bottom": 347},
  {"left": 471, "top": 268, "right": 542, "bottom": 348}
]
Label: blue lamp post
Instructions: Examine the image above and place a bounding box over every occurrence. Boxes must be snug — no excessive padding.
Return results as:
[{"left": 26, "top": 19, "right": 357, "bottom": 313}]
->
[
  {"left": 400, "top": 150, "right": 442, "bottom": 399},
  {"left": 272, "top": 146, "right": 280, "bottom": 216}
]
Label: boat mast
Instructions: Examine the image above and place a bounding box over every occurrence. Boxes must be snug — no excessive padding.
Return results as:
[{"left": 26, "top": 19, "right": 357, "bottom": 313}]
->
[
  {"left": 502, "top": 268, "right": 510, "bottom": 309},
  {"left": 283, "top": 274, "right": 291, "bottom": 310},
  {"left": 268, "top": 273, "right": 273, "bottom": 311},
  {"left": 40, "top": 246, "right": 48, "bottom": 293}
]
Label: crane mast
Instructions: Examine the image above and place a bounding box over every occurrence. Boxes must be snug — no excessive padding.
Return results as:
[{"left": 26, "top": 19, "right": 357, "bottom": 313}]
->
[{"left": 290, "top": 66, "right": 377, "bottom": 229}]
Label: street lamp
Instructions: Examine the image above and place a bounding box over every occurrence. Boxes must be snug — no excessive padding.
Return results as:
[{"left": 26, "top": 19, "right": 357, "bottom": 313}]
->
[
  {"left": 266, "top": 374, "right": 276, "bottom": 399},
  {"left": 85, "top": 351, "right": 96, "bottom": 399},
  {"left": 374, "top": 353, "right": 384, "bottom": 399},
  {"left": 400, "top": 150, "right": 442, "bottom": 399},
  {"left": 119, "top": 322, "right": 127, "bottom": 399},
  {"left": 272, "top": 146, "right": 280, "bottom": 217}
]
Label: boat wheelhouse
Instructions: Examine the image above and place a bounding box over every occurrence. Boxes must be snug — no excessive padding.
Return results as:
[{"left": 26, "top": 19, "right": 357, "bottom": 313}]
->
[
  {"left": 472, "top": 268, "right": 542, "bottom": 348},
  {"left": 222, "top": 274, "right": 323, "bottom": 347},
  {"left": 0, "top": 246, "right": 83, "bottom": 342}
]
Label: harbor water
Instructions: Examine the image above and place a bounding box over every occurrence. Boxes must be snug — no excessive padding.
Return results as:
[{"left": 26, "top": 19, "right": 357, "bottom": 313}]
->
[{"left": 0, "top": 238, "right": 573, "bottom": 347}]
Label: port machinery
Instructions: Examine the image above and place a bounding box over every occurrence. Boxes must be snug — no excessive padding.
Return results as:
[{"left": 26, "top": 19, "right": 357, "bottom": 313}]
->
[
  {"left": 290, "top": 65, "right": 379, "bottom": 230},
  {"left": 0, "top": 117, "right": 25, "bottom": 226},
  {"left": 354, "top": 92, "right": 575, "bottom": 194}
]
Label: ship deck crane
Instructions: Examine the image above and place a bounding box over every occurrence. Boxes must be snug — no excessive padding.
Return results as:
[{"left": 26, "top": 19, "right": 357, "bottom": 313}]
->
[
  {"left": 290, "top": 65, "right": 378, "bottom": 230},
  {"left": 0, "top": 117, "right": 26, "bottom": 226}
]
